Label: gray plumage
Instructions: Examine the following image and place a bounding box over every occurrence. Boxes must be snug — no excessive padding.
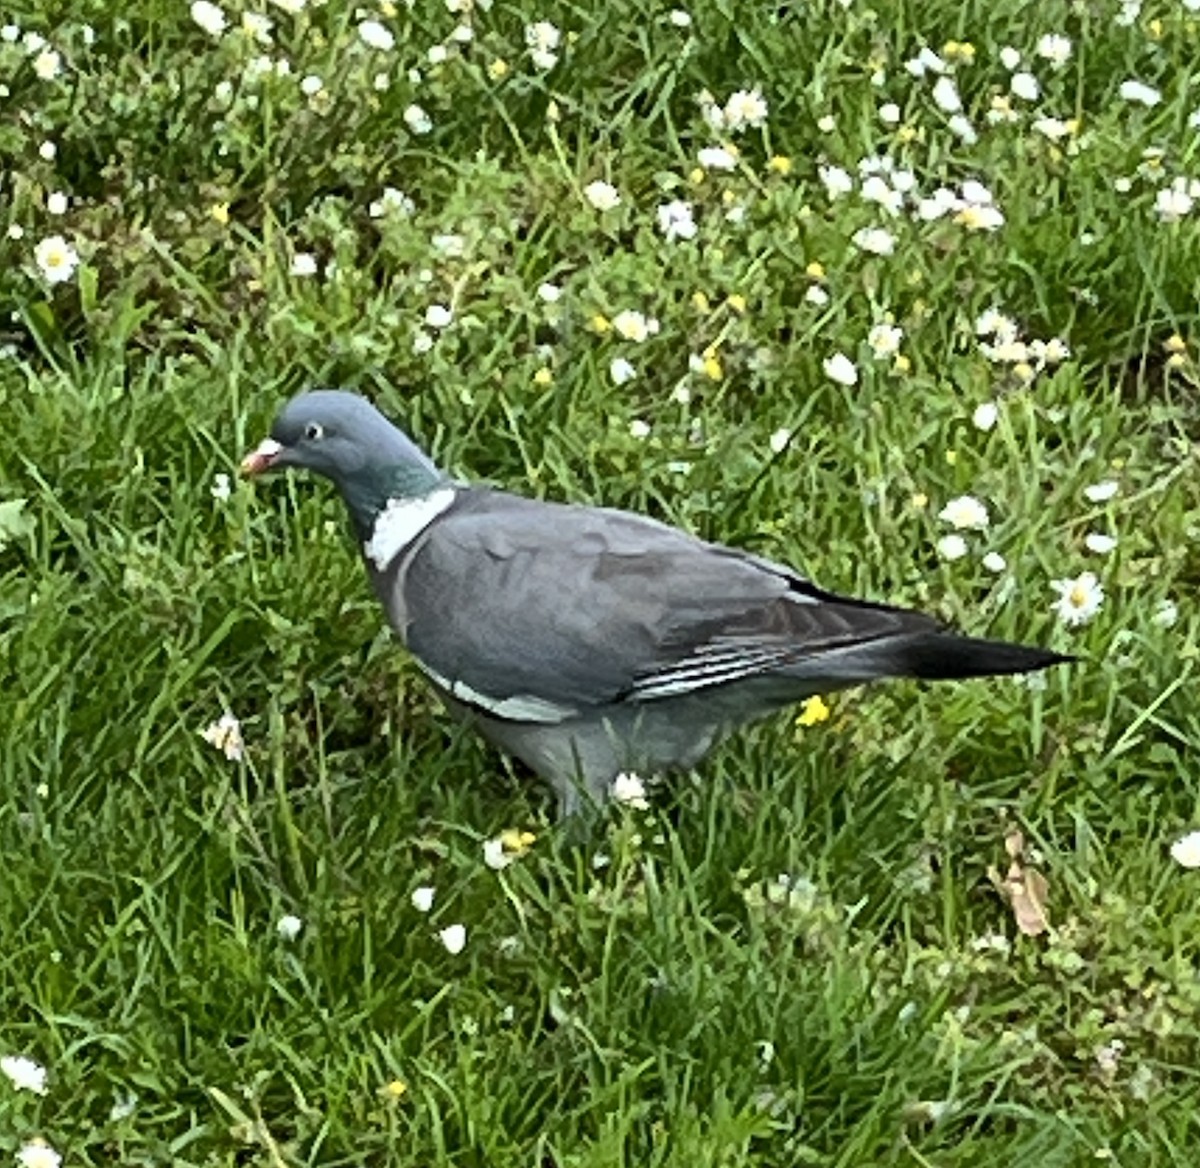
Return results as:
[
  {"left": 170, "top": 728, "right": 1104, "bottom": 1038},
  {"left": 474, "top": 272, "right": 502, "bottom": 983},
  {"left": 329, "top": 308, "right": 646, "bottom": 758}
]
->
[{"left": 243, "top": 390, "right": 1070, "bottom": 815}]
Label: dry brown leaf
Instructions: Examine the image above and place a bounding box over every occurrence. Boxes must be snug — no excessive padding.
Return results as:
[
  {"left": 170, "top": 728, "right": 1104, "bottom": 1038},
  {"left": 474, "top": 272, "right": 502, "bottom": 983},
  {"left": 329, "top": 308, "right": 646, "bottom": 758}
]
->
[{"left": 988, "top": 851, "right": 1051, "bottom": 937}]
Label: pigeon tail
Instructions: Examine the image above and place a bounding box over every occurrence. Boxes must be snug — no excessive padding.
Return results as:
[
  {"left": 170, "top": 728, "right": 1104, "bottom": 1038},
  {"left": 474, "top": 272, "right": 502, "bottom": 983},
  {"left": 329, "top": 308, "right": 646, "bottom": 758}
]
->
[{"left": 896, "top": 631, "right": 1073, "bottom": 681}]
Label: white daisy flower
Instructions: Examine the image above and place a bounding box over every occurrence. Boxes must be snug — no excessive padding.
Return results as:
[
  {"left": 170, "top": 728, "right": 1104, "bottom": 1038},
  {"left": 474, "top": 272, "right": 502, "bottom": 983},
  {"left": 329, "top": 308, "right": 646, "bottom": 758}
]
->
[
  {"left": 368, "top": 186, "right": 415, "bottom": 219},
  {"left": 867, "top": 323, "right": 903, "bottom": 358},
  {"left": 972, "top": 401, "right": 999, "bottom": 431},
  {"left": 937, "top": 534, "right": 969, "bottom": 561},
  {"left": 1083, "top": 532, "right": 1117, "bottom": 555},
  {"left": 1170, "top": 831, "right": 1200, "bottom": 868},
  {"left": 33, "top": 234, "right": 79, "bottom": 284},
  {"left": 851, "top": 226, "right": 896, "bottom": 255},
  {"left": 403, "top": 104, "right": 432, "bottom": 133},
  {"left": 200, "top": 710, "right": 244, "bottom": 761},
  {"left": 657, "top": 199, "right": 697, "bottom": 241},
  {"left": 1, "top": 1056, "right": 48, "bottom": 1095},
  {"left": 723, "top": 88, "right": 768, "bottom": 131},
  {"left": 822, "top": 352, "right": 858, "bottom": 386},
  {"left": 818, "top": 164, "right": 853, "bottom": 198},
  {"left": 1083, "top": 480, "right": 1119, "bottom": 503},
  {"left": 938, "top": 495, "right": 990, "bottom": 530},
  {"left": 611, "top": 309, "right": 658, "bottom": 342},
  {"left": 1050, "top": 571, "right": 1104, "bottom": 627},
  {"left": 411, "top": 886, "right": 435, "bottom": 912},
  {"left": 583, "top": 180, "right": 621, "bottom": 211},
  {"left": 611, "top": 771, "right": 650, "bottom": 809},
  {"left": 439, "top": 923, "right": 467, "bottom": 954},
  {"left": 190, "top": 1, "right": 227, "bottom": 36},
  {"left": 16, "top": 1141, "right": 61, "bottom": 1168},
  {"left": 1152, "top": 598, "right": 1178, "bottom": 628},
  {"left": 697, "top": 145, "right": 737, "bottom": 170},
  {"left": 1036, "top": 33, "right": 1072, "bottom": 67},
  {"left": 290, "top": 252, "right": 318, "bottom": 277},
  {"left": 931, "top": 76, "right": 962, "bottom": 113},
  {"left": 358, "top": 19, "right": 395, "bottom": 51},
  {"left": 276, "top": 914, "right": 303, "bottom": 941},
  {"left": 1119, "top": 80, "right": 1161, "bottom": 107},
  {"left": 1010, "top": 72, "right": 1040, "bottom": 101},
  {"left": 609, "top": 357, "right": 636, "bottom": 385},
  {"left": 32, "top": 48, "right": 61, "bottom": 80}
]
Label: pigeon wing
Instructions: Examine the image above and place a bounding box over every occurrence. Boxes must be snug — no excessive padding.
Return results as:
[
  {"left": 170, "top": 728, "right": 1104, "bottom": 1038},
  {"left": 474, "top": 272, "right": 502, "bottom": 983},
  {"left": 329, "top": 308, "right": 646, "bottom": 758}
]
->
[{"left": 387, "top": 490, "right": 932, "bottom": 720}]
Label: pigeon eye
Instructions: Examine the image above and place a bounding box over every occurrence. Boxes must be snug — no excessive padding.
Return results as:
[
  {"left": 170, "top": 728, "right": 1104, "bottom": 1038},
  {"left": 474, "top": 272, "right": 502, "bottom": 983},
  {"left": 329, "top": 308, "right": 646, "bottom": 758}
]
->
[{"left": 304, "top": 421, "right": 325, "bottom": 441}]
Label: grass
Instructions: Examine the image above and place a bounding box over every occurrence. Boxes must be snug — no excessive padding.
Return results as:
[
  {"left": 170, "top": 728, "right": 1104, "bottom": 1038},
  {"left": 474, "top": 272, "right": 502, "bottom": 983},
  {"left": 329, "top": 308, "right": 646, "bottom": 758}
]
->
[{"left": 2, "top": 0, "right": 1200, "bottom": 1163}]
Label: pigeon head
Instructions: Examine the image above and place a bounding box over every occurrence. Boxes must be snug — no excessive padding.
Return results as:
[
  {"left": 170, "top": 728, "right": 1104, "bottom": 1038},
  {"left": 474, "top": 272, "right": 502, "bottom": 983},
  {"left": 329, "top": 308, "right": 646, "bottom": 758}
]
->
[{"left": 242, "top": 390, "right": 444, "bottom": 532}]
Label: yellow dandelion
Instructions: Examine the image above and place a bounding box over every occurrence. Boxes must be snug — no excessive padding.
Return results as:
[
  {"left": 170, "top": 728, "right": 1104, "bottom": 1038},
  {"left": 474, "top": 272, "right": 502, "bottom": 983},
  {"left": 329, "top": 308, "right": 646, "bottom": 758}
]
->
[
  {"left": 691, "top": 291, "right": 711, "bottom": 313},
  {"left": 896, "top": 124, "right": 918, "bottom": 143},
  {"left": 804, "top": 260, "right": 825, "bottom": 281},
  {"left": 796, "top": 695, "right": 831, "bottom": 727},
  {"left": 590, "top": 313, "right": 611, "bottom": 333},
  {"left": 702, "top": 353, "right": 723, "bottom": 381},
  {"left": 1166, "top": 352, "right": 1187, "bottom": 370},
  {"left": 689, "top": 167, "right": 706, "bottom": 185},
  {"left": 488, "top": 58, "right": 510, "bottom": 80},
  {"left": 911, "top": 491, "right": 929, "bottom": 510},
  {"left": 383, "top": 1079, "right": 408, "bottom": 1100},
  {"left": 533, "top": 367, "right": 553, "bottom": 386},
  {"left": 210, "top": 202, "right": 230, "bottom": 225},
  {"left": 1148, "top": 17, "right": 1163, "bottom": 39},
  {"left": 380, "top": 1, "right": 398, "bottom": 15},
  {"left": 1165, "top": 333, "right": 1187, "bottom": 354},
  {"left": 499, "top": 828, "right": 536, "bottom": 855},
  {"left": 767, "top": 154, "right": 792, "bottom": 175},
  {"left": 893, "top": 353, "right": 912, "bottom": 374},
  {"left": 726, "top": 293, "right": 747, "bottom": 314},
  {"left": 945, "top": 449, "right": 958, "bottom": 466}
]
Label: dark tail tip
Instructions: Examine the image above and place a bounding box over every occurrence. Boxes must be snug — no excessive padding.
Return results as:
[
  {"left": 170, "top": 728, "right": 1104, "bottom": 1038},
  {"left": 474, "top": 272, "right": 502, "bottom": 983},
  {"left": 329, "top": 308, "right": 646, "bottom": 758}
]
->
[{"left": 904, "top": 633, "right": 1076, "bottom": 681}]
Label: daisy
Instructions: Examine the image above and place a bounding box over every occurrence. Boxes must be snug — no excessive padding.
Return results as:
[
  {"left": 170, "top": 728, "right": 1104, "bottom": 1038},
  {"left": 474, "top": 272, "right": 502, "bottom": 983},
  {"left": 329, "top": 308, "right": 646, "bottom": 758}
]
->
[
  {"left": 822, "top": 352, "right": 858, "bottom": 386},
  {"left": 611, "top": 771, "right": 650, "bottom": 809},
  {"left": 358, "top": 19, "right": 395, "bottom": 50},
  {"left": 657, "top": 199, "right": 697, "bottom": 241},
  {"left": 191, "top": 0, "right": 227, "bottom": 35},
  {"left": 16, "top": 1142, "right": 61, "bottom": 1168},
  {"left": 611, "top": 309, "right": 658, "bottom": 342},
  {"left": 867, "top": 323, "right": 903, "bottom": 358},
  {"left": 851, "top": 227, "right": 896, "bottom": 255},
  {"left": 723, "top": 88, "right": 768, "bottom": 131},
  {"left": 583, "top": 180, "right": 621, "bottom": 211},
  {"left": 439, "top": 924, "right": 467, "bottom": 954},
  {"left": 33, "top": 235, "right": 79, "bottom": 284},
  {"left": 1170, "top": 831, "right": 1200, "bottom": 868},
  {"left": 1, "top": 1056, "right": 48, "bottom": 1095},
  {"left": 200, "top": 710, "right": 244, "bottom": 761},
  {"left": 411, "top": 886, "right": 435, "bottom": 912},
  {"left": 609, "top": 357, "right": 636, "bottom": 385},
  {"left": 938, "top": 495, "right": 989, "bottom": 530},
  {"left": 1036, "top": 33, "right": 1072, "bottom": 67},
  {"left": 1050, "top": 571, "right": 1104, "bottom": 627},
  {"left": 276, "top": 915, "right": 303, "bottom": 940}
]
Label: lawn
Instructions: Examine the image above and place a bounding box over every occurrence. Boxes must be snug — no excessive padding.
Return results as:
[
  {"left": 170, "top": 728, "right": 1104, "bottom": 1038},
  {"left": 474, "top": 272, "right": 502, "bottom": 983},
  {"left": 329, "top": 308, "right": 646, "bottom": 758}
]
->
[{"left": 2, "top": 0, "right": 1200, "bottom": 1164}]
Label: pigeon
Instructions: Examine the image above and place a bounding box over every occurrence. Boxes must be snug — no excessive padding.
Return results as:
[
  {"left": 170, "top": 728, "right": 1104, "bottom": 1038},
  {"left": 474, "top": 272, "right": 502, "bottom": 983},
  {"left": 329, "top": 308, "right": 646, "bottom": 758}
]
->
[{"left": 242, "top": 390, "right": 1070, "bottom": 815}]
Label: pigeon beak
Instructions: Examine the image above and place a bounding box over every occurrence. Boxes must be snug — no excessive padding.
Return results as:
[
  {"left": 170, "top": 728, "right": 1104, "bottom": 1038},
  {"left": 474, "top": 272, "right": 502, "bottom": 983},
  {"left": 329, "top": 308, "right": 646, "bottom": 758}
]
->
[{"left": 240, "top": 437, "right": 283, "bottom": 477}]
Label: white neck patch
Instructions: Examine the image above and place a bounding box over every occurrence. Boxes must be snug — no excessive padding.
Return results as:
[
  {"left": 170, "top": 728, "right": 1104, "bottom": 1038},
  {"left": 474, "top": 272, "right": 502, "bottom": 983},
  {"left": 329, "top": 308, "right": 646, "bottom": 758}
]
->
[{"left": 364, "top": 487, "right": 457, "bottom": 570}]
